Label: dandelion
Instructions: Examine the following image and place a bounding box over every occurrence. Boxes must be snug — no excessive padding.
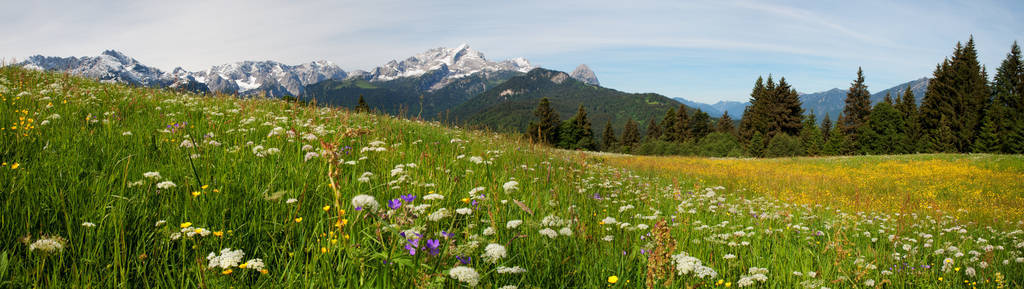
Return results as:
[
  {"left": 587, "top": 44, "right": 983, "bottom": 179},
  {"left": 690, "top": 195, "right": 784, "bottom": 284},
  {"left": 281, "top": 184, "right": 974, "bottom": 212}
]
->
[
  {"left": 448, "top": 266, "right": 480, "bottom": 287},
  {"left": 294, "top": 217, "right": 302, "bottom": 223},
  {"left": 322, "top": 205, "right": 331, "bottom": 212},
  {"left": 180, "top": 222, "right": 193, "bottom": 229},
  {"left": 608, "top": 275, "right": 619, "bottom": 284},
  {"left": 156, "top": 181, "right": 176, "bottom": 189},
  {"left": 482, "top": 243, "right": 507, "bottom": 263}
]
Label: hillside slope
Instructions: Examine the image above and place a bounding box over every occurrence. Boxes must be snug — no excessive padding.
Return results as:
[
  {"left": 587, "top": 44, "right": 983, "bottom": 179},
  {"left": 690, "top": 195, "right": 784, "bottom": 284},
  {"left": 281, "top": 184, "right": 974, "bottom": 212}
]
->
[{"left": 452, "top": 68, "right": 688, "bottom": 138}]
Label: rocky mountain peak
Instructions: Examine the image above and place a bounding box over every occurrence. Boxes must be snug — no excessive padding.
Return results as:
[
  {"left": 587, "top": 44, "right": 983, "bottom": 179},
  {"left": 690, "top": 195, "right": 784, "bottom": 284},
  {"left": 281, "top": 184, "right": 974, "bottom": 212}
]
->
[{"left": 570, "top": 64, "right": 599, "bottom": 86}]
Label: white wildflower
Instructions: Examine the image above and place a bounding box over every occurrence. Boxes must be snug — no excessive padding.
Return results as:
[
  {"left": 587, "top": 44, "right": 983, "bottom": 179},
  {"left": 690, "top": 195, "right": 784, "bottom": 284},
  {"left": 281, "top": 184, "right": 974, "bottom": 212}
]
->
[
  {"left": 502, "top": 180, "right": 519, "bottom": 192},
  {"left": 143, "top": 171, "right": 162, "bottom": 180},
  {"left": 424, "top": 193, "right": 444, "bottom": 200},
  {"left": 456, "top": 208, "right": 472, "bottom": 215},
  {"left": 497, "top": 266, "right": 527, "bottom": 274},
  {"left": 285, "top": 198, "right": 298, "bottom": 204},
  {"left": 81, "top": 222, "right": 96, "bottom": 228},
  {"left": 351, "top": 194, "right": 379, "bottom": 211},
  {"left": 28, "top": 236, "right": 65, "bottom": 253},
  {"left": 448, "top": 266, "right": 480, "bottom": 287},
  {"left": 506, "top": 220, "right": 523, "bottom": 229},
  {"left": 482, "top": 243, "right": 507, "bottom": 263},
  {"left": 156, "top": 181, "right": 176, "bottom": 189},
  {"left": 206, "top": 248, "right": 245, "bottom": 269},
  {"left": 539, "top": 228, "right": 558, "bottom": 238}
]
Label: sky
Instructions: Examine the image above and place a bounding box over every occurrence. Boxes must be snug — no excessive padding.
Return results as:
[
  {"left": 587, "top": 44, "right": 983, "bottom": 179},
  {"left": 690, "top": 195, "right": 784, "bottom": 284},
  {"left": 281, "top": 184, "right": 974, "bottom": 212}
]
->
[{"left": 3, "top": 0, "right": 1023, "bottom": 103}]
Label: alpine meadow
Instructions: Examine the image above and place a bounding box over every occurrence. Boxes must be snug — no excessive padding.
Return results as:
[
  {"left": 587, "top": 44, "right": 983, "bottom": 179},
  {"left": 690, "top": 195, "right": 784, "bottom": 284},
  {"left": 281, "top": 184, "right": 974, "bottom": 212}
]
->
[{"left": 3, "top": 1, "right": 1024, "bottom": 288}]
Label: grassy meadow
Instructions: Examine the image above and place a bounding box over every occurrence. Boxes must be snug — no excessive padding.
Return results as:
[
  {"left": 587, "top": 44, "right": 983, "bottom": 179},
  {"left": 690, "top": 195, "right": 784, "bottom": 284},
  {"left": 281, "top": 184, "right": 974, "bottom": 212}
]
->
[{"left": 2, "top": 67, "right": 1023, "bottom": 289}]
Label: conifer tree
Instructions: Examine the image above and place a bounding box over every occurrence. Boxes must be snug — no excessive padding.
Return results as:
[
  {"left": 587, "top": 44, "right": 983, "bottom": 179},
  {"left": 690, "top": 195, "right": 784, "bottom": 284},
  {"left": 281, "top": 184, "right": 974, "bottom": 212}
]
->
[
  {"left": 739, "top": 76, "right": 768, "bottom": 142},
  {"left": 527, "top": 97, "right": 561, "bottom": 145},
  {"left": 660, "top": 108, "right": 678, "bottom": 142},
  {"left": 716, "top": 111, "right": 735, "bottom": 135},
  {"left": 799, "top": 113, "right": 824, "bottom": 156},
  {"left": 675, "top": 105, "right": 690, "bottom": 142},
  {"left": 773, "top": 77, "right": 805, "bottom": 137},
  {"left": 356, "top": 94, "right": 370, "bottom": 113},
  {"left": 841, "top": 67, "right": 872, "bottom": 150},
  {"left": 645, "top": 118, "right": 662, "bottom": 141},
  {"left": 972, "top": 114, "right": 1001, "bottom": 153},
  {"left": 895, "top": 86, "right": 920, "bottom": 152},
  {"left": 748, "top": 131, "right": 766, "bottom": 157},
  {"left": 688, "top": 109, "right": 712, "bottom": 141},
  {"left": 820, "top": 113, "right": 833, "bottom": 144},
  {"left": 558, "top": 104, "right": 596, "bottom": 150},
  {"left": 822, "top": 126, "right": 846, "bottom": 156},
  {"left": 1006, "top": 118, "right": 1024, "bottom": 154},
  {"left": 921, "top": 37, "right": 990, "bottom": 152},
  {"left": 621, "top": 118, "right": 642, "bottom": 150},
  {"left": 601, "top": 120, "right": 618, "bottom": 151},
  {"left": 859, "top": 102, "right": 907, "bottom": 154},
  {"left": 991, "top": 41, "right": 1024, "bottom": 153},
  {"left": 926, "top": 116, "right": 957, "bottom": 153}
]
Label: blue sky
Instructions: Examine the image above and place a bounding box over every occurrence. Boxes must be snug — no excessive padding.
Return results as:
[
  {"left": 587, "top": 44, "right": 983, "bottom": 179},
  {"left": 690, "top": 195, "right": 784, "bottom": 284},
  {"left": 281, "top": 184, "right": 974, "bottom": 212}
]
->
[{"left": 3, "top": 0, "right": 1022, "bottom": 102}]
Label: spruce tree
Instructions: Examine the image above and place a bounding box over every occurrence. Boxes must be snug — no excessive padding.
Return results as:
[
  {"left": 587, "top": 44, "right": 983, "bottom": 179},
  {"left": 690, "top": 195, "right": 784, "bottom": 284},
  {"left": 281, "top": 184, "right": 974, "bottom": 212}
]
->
[
  {"left": 739, "top": 76, "right": 768, "bottom": 142},
  {"left": 972, "top": 114, "right": 1001, "bottom": 153},
  {"left": 558, "top": 104, "right": 596, "bottom": 150},
  {"left": 1006, "top": 117, "right": 1024, "bottom": 153},
  {"left": 716, "top": 111, "right": 736, "bottom": 135},
  {"left": 675, "top": 105, "right": 690, "bottom": 142},
  {"left": 860, "top": 101, "right": 907, "bottom": 154},
  {"left": 601, "top": 120, "right": 618, "bottom": 151},
  {"left": 527, "top": 97, "right": 561, "bottom": 145},
  {"left": 799, "top": 113, "right": 824, "bottom": 156},
  {"left": 841, "top": 67, "right": 872, "bottom": 150},
  {"left": 356, "top": 94, "right": 370, "bottom": 113},
  {"left": 991, "top": 41, "right": 1024, "bottom": 153},
  {"left": 645, "top": 118, "right": 662, "bottom": 141},
  {"left": 921, "top": 37, "right": 990, "bottom": 152},
  {"left": 621, "top": 118, "right": 642, "bottom": 151},
  {"left": 895, "top": 86, "right": 920, "bottom": 152},
  {"left": 926, "top": 116, "right": 957, "bottom": 153},
  {"left": 823, "top": 126, "right": 846, "bottom": 156},
  {"left": 774, "top": 77, "right": 804, "bottom": 137},
  {"left": 688, "top": 109, "right": 712, "bottom": 141},
  {"left": 820, "top": 113, "right": 833, "bottom": 144},
  {"left": 748, "top": 131, "right": 766, "bottom": 157},
  {"left": 660, "top": 108, "right": 678, "bottom": 142}
]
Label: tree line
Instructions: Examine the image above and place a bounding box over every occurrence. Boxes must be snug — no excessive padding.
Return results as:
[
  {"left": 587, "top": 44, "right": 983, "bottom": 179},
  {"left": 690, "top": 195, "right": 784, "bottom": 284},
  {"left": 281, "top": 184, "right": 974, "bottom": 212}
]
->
[{"left": 527, "top": 37, "right": 1024, "bottom": 157}]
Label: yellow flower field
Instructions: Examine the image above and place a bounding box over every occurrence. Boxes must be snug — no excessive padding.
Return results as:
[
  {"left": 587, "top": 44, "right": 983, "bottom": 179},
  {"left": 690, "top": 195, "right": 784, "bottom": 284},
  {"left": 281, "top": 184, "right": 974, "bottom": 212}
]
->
[{"left": 604, "top": 154, "right": 1024, "bottom": 226}]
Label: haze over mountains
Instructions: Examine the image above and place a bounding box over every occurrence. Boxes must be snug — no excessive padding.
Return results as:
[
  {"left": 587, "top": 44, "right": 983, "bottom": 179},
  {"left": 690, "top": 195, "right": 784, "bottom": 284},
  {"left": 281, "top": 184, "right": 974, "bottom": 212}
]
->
[{"left": 16, "top": 45, "right": 929, "bottom": 127}]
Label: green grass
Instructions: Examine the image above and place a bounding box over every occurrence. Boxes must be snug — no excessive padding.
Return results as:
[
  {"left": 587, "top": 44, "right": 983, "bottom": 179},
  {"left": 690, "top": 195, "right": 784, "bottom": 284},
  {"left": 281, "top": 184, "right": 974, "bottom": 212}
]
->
[{"left": 1, "top": 67, "right": 1023, "bottom": 288}]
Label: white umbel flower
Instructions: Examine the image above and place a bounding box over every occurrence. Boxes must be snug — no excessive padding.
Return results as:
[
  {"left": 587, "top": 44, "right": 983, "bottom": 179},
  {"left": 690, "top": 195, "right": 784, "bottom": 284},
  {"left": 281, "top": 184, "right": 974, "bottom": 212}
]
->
[
  {"left": 207, "top": 248, "right": 245, "bottom": 269},
  {"left": 539, "top": 228, "right": 558, "bottom": 239},
  {"left": 28, "top": 236, "right": 65, "bottom": 253},
  {"left": 448, "top": 266, "right": 480, "bottom": 287},
  {"left": 506, "top": 220, "right": 523, "bottom": 229},
  {"left": 482, "top": 243, "right": 507, "bottom": 263},
  {"left": 351, "top": 194, "right": 379, "bottom": 211},
  {"left": 497, "top": 266, "right": 527, "bottom": 274},
  {"left": 156, "top": 181, "right": 176, "bottom": 189},
  {"left": 502, "top": 180, "right": 519, "bottom": 192},
  {"left": 143, "top": 171, "right": 161, "bottom": 180}
]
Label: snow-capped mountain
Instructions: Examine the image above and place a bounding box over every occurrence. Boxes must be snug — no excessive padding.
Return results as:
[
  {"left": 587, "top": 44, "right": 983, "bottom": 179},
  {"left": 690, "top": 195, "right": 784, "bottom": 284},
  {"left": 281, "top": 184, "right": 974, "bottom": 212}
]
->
[
  {"left": 348, "top": 44, "right": 532, "bottom": 90},
  {"left": 18, "top": 50, "right": 346, "bottom": 96},
  {"left": 570, "top": 64, "right": 599, "bottom": 86},
  {"left": 20, "top": 50, "right": 178, "bottom": 88},
  {"left": 189, "top": 60, "right": 346, "bottom": 96}
]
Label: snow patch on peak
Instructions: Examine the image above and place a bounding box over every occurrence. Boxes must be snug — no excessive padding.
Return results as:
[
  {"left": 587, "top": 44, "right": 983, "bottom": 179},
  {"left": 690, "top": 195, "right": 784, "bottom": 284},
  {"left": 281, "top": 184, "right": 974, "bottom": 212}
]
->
[{"left": 354, "top": 44, "right": 533, "bottom": 91}]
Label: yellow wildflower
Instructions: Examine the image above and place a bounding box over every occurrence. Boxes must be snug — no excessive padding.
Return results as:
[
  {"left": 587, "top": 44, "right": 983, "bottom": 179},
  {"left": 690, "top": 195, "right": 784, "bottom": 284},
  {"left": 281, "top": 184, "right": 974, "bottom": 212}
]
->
[
  {"left": 191, "top": 191, "right": 201, "bottom": 197},
  {"left": 322, "top": 205, "right": 331, "bottom": 212},
  {"left": 294, "top": 217, "right": 302, "bottom": 223},
  {"left": 10, "top": 163, "right": 19, "bottom": 170},
  {"left": 222, "top": 269, "right": 233, "bottom": 275},
  {"left": 213, "top": 231, "right": 224, "bottom": 237},
  {"left": 608, "top": 275, "right": 618, "bottom": 284},
  {"left": 180, "top": 222, "right": 192, "bottom": 229}
]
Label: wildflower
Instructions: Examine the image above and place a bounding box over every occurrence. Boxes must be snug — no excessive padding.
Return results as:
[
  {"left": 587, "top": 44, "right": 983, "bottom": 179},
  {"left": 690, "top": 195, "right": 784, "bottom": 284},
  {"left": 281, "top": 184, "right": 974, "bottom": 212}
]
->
[
  {"left": 864, "top": 279, "right": 876, "bottom": 287},
  {"left": 428, "top": 208, "right": 449, "bottom": 221},
  {"left": 143, "top": 172, "right": 162, "bottom": 180},
  {"left": 483, "top": 227, "right": 496, "bottom": 236},
  {"left": 456, "top": 208, "right": 472, "bottom": 215},
  {"left": 539, "top": 228, "right": 558, "bottom": 238},
  {"left": 207, "top": 248, "right": 245, "bottom": 269},
  {"left": 191, "top": 191, "right": 201, "bottom": 197},
  {"left": 28, "top": 236, "right": 65, "bottom": 253},
  {"left": 156, "top": 181, "right": 176, "bottom": 189},
  {"left": 351, "top": 194, "right": 379, "bottom": 211},
  {"left": 424, "top": 193, "right": 444, "bottom": 200},
  {"left": 242, "top": 259, "right": 265, "bottom": 271},
  {"left": 497, "top": 266, "right": 527, "bottom": 274},
  {"left": 405, "top": 237, "right": 420, "bottom": 255},
  {"left": 221, "top": 269, "right": 233, "bottom": 275},
  {"left": 180, "top": 222, "right": 193, "bottom": 229},
  {"left": 558, "top": 227, "right": 573, "bottom": 236},
  {"left": 608, "top": 275, "right": 619, "bottom": 284},
  {"left": 449, "top": 266, "right": 480, "bottom": 287},
  {"left": 81, "top": 222, "right": 96, "bottom": 228},
  {"left": 400, "top": 194, "right": 416, "bottom": 203},
  {"left": 503, "top": 180, "right": 519, "bottom": 192},
  {"left": 482, "top": 243, "right": 507, "bottom": 263},
  {"left": 385, "top": 198, "right": 401, "bottom": 210},
  {"left": 294, "top": 217, "right": 302, "bottom": 223},
  {"left": 155, "top": 220, "right": 166, "bottom": 227},
  {"left": 303, "top": 152, "right": 318, "bottom": 161},
  {"left": 498, "top": 285, "right": 518, "bottom": 289},
  {"left": 506, "top": 220, "right": 523, "bottom": 229},
  {"left": 286, "top": 198, "right": 298, "bottom": 204},
  {"left": 426, "top": 239, "right": 441, "bottom": 256},
  {"left": 213, "top": 231, "right": 224, "bottom": 237},
  {"left": 322, "top": 205, "right": 331, "bottom": 212}
]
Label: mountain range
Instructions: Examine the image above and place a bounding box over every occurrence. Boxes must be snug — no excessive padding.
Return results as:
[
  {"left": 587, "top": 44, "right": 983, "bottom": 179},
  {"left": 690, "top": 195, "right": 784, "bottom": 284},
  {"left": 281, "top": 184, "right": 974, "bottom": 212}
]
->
[{"left": 674, "top": 77, "right": 930, "bottom": 122}]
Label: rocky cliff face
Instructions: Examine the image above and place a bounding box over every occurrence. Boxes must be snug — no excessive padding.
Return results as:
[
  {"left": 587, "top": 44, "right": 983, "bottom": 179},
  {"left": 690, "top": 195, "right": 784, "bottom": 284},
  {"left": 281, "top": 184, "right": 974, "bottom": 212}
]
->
[{"left": 570, "top": 64, "right": 599, "bottom": 86}]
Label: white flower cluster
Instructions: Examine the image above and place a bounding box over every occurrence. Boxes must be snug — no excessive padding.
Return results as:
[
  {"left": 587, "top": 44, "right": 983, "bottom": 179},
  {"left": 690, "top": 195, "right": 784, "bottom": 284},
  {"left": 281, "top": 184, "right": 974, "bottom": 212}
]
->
[
  {"left": 424, "top": 193, "right": 444, "bottom": 200},
  {"left": 428, "top": 208, "right": 449, "bottom": 221},
  {"left": 351, "top": 194, "right": 379, "bottom": 211},
  {"left": 449, "top": 266, "right": 480, "bottom": 287},
  {"left": 207, "top": 248, "right": 244, "bottom": 269},
  {"left": 539, "top": 228, "right": 558, "bottom": 239},
  {"left": 28, "top": 236, "right": 65, "bottom": 253},
  {"left": 503, "top": 180, "right": 519, "bottom": 192},
  {"left": 497, "top": 266, "right": 527, "bottom": 274},
  {"left": 482, "top": 243, "right": 507, "bottom": 263},
  {"left": 506, "top": 220, "right": 523, "bottom": 229},
  {"left": 361, "top": 140, "right": 387, "bottom": 153},
  {"left": 672, "top": 252, "right": 717, "bottom": 279},
  {"left": 737, "top": 267, "right": 769, "bottom": 287},
  {"left": 156, "top": 181, "right": 176, "bottom": 189}
]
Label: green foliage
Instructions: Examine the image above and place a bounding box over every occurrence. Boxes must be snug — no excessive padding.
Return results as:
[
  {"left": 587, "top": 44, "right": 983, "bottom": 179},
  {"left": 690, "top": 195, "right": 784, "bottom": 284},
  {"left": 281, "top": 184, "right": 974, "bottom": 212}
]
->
[
  {"left": 823, "top": 127, "right": 849, "bottom": 156},
  {"left": 696, "top": 132, "right": 744, "bottom": 157},
  {"left": 620, "top": 118, "right": 642, "bottom": 151},
  {"left": 526, "top": 97, "right": 561, "bottom": 145},
  {"left": 799, "top": 114, "right": 824, "bottom": 156},
  {"left": 674, "top": 105, "right": 690, "bottom": 141},
  {"left": 921, "top": 37, "right": 991, "bottom": 152},
  {"left": 765, "top": 133, "right": 804, "bottom": 158},
  {"left": 558, "top": 104, "right": 597, "bottom": 150},
  {"left": 746, "top": 131, "right": 767, "bottom": 157},
  {"left": 973, "top": 113, "right": 1002, "bottom": 153},
  {"left": 840, "top": 67, "right": 873, "bottom": 150},
  {"left": 355, "top": 94, "right": 370, "bottom": 113},
  {"left": 739, "top": 75, "right": 803, "bottom": 142},
  {"left": 716, "top": 111, "right": 735, "bottom": 136},
  {"left": 895, "top": 86, "right": 921, "bottom": 152},
  {"left": 601, "top": 120, "right": 618, "bottom": 151},
  {"left": 632, "top": 140, "right": 697, "bottom": 156},
  {"left": 644, "top": 118, "right": 661, "bottom": 141},
  {"left": 688, "top": 109, "right": 712, "bottom": 140},
  {"left": 660, "top": 107, "right": 679, "bottom": 142},
  {"left": 859, "top": 102, "right": 908, "bottom": 155}
]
